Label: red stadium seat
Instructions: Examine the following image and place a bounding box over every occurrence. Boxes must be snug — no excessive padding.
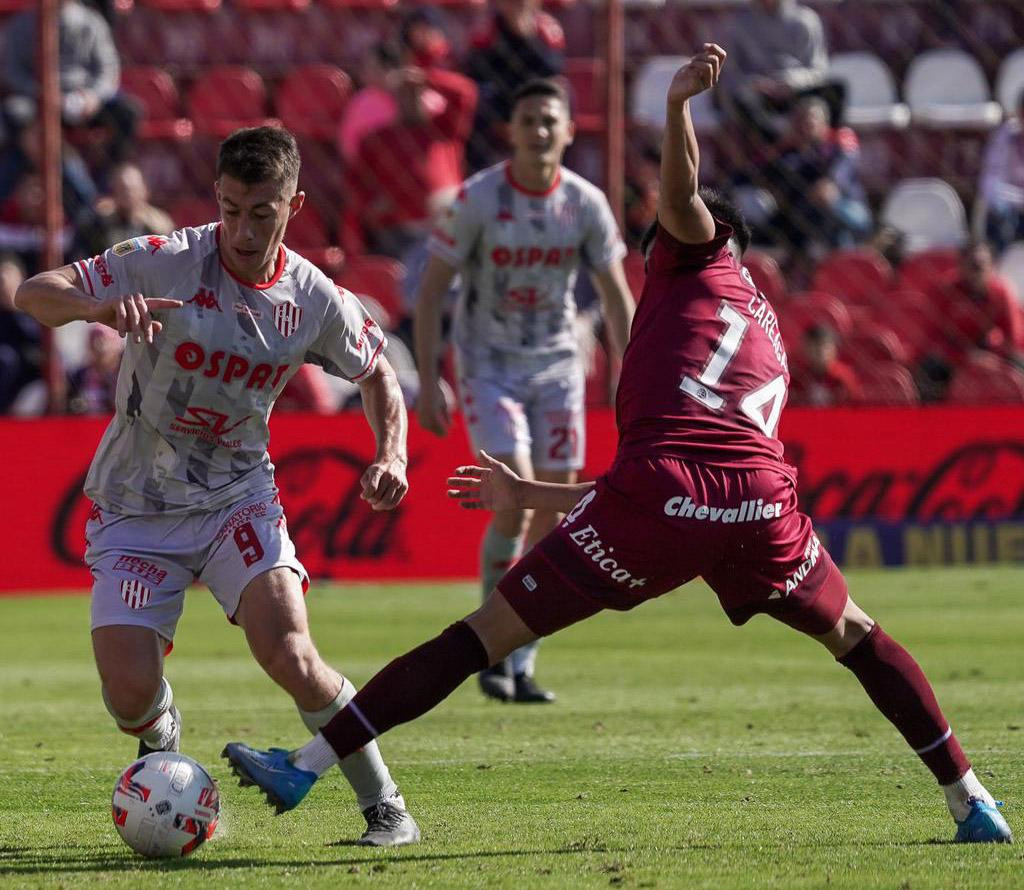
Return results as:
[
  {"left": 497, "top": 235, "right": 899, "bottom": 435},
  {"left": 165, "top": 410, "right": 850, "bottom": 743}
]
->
[
  {"left": 120, "top": 66, "right": 194, "bottom": 141},
  {"left": 138, "top": 0, "right": 220, "bottom": 11},
  {"left": 564, "top": 57, "right": 605, "bottom": 133},
  {"left": 168, "top": 198, "right": 219, "bottom": 228},
  {"left": 897, "top": 248, "right": 959, "bottom": 294},
  {"left": 856, "top": 362, "right": 919, "bottom": 406},
  {"left": 286, "top": 203, "right": 344, "bottom": 274},
  {"left": 947, "top": 354, "right": 1024, "bottom": 404},
  {"left": 335, "top": 256, "right": 406, "bottom": 324},
  {"left": 811, "top": 247, "right": 893, "bottom": 308},
  {"left": 839, "top": 321, "right": 909, "bottom": 367},
  {"left": 879, "top": 289, "right": 953, "bottom": 362},
  {"left": 318, "top": 0, "right": 397, "bottom": 8},
  {"left": 780, "top": 291, "right": 854, "bottom": 342},
  {"left": 742, "top": 249, "right": 787, "bottom": 307},
  {"left": 235, "top": 0, "right": 308, "bottom": 9},
  {"left": 187, "top": 66, "right": 275, "bottom": 137},
  {"left": 275, "top": 65, "right": 353, "bottom": 142}
]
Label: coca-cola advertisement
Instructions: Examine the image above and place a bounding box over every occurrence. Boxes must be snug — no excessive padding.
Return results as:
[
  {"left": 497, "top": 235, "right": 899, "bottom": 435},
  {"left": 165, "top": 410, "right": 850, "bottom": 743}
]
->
[{"left": 2, "top": 406, "right": 1022, "bottom": 592}]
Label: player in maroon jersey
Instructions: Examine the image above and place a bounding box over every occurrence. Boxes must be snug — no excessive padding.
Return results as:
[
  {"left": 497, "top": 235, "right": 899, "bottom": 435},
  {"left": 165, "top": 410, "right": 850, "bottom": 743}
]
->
[{"left": 224, "top": 47, "right": 1012, "bottom": 844}]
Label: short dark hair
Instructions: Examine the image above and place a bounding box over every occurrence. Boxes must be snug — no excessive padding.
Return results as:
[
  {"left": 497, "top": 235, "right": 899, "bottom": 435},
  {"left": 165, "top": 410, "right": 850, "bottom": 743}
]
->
[
  {"left": 511, "top": 78, "right": 570, "bottom": 116},
  {"left": 217, "top": 127, "right": 300, "bottom": 191},
  {"left": 804, "top": 323, "right": 837, "bottom": 345},
  {"left": 639, "top": 187, "right": 751, "bottom": 260}
]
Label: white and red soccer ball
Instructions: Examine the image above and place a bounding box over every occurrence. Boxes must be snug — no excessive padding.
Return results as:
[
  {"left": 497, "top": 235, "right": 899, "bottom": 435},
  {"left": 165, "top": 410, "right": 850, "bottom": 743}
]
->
[{"left": 111, "top": 752, "right": 219, "bottom": 858}]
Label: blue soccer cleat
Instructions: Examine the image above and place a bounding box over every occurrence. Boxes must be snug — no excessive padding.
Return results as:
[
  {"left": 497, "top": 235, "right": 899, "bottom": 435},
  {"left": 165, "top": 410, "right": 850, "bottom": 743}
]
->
[
  {"left": 221, "top": 743, "right": 316, "bottom": 815},
  {"left": 954, "top": 798, "right": 1014, "bottom": 843}
]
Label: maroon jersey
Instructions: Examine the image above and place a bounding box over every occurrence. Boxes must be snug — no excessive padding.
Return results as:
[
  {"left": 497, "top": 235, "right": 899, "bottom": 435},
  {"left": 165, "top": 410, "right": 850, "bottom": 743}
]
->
[{"left": 615, "top": 221, "right": 790, "bottom": 470}]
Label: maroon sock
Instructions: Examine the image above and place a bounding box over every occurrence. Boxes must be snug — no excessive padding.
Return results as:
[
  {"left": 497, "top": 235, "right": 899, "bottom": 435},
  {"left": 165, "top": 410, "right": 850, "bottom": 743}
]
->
[
  {"left": 838, "top": 624, "right": 970, "bottom": 785},
  {"left": 321, "top": 621, "right": 489, "bottom": 760}
]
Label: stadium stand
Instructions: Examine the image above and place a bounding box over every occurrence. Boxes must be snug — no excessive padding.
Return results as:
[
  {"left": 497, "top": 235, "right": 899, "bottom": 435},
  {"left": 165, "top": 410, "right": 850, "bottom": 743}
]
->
[
  {"left": 828, "top": 51, "right": 910, "bottom": 130},
  {"left": 881, "top": 178, "right": 969, "bottom": 253},
  {"left": 903, "top": 49, "right": 1003, "bottom": 130}
]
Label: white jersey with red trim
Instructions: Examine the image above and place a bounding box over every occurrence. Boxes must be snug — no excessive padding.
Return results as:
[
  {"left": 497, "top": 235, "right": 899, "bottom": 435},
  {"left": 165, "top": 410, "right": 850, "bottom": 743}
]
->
[
  {"left": 428, "top": 162, "right": 626, "bottom": 362},
  {"left": 76, "top": 224, "right": 386, "bottom": 515}
]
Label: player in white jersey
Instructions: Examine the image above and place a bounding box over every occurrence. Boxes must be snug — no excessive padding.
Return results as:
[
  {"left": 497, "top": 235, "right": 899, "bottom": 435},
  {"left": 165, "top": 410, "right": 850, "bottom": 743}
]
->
[
  {"left": 14, "top": 127, "right": 420, "bottom": 846},
  {"left": 414, "top": 79, "right": 635, "bottom": 703}
]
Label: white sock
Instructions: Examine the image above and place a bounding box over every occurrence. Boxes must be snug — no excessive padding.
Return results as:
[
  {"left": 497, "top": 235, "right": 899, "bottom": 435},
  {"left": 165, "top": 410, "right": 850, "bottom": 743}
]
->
[
  {"left": 291, "top": 732, "right": 341, "bottom": 777},
  {"left": 298, "top": 678, "right": 398, "bottom": 810},
  {"left": 510, "top": 640, "right": 540, "bottom": 676},
  {"left": 104, "top": 677, "right": 177, "bottom": 750},
  {"left": 942, "top": 767, "right": 996, "bottom": 821}
]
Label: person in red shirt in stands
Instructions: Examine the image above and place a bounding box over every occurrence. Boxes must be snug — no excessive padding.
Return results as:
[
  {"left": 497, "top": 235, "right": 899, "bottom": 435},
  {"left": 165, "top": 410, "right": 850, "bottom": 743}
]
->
[
  {"left": 344, "top": 27, "right": 477, "bottom": 261},
  {"left": 930, "top": 240, "right": 1022, "bottom": 365},
  {"left": 788, "top": 323, "right": 863, "bottom": 406}
]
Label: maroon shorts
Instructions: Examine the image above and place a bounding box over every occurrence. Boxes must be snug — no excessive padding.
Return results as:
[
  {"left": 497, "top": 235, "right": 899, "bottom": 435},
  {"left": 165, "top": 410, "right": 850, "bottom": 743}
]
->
[{"left": 497, "top": 456, "right": 848, "bottom": 638}]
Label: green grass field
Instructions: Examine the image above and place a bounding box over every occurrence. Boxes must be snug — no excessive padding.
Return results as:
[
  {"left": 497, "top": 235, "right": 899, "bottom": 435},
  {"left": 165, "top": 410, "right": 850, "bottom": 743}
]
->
[{"left": 0, "top": 567, "right": 1020, "bottom": 888}]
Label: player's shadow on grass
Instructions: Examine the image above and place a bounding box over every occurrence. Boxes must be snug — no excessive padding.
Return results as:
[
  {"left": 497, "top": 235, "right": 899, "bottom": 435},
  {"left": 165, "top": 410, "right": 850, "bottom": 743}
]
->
[{"left": 0, "top": 837, "right": 966, "bottom": 876}]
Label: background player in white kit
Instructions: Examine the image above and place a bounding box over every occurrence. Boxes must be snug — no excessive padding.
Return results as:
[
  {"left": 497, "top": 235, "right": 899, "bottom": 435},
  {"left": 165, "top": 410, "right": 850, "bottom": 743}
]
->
[
  {"left": 14, "top": 127, "right": 420, "bottom": 846},
  {"left": 414, "top": 79, "right": 635, "bottom": 703}
]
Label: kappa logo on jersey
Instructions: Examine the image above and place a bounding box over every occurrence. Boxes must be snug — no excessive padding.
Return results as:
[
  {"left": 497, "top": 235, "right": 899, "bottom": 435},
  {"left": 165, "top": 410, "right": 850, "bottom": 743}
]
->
[
  {"left": 170, "top": 407, "right": 251, "bottom": 448},
  {"left": 88, "top": 502, "right": 104, "bottom": 524},
  {"left": 120, "top": 578, "right": 152, "bottom": 610},
  {"left": 93, "top": 255, "right": 114, "bottom": 287},
  {"left": 274, "top": 302, "right": 303, "bottom": 338},
  {"left": 186, "top": 287, "right": 222, "bottom": 311},
  {"left": 113, "top": 239, "right": 140, "bottom": 257},
  {"left": 146, "top": 235, "right": 168, "bottom": 254}
]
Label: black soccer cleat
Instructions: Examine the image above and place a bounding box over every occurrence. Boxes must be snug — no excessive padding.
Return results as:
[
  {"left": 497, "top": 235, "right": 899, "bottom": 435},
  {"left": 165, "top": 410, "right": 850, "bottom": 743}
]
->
[
  {"left": 478, "top": 660, "right": 514, "bottom": 702},
  {"left": 138, "top": 705, "right": 181, "bottom": 757},
  {"left": 513, "top": 673, "right": 556, "bottom": 704}
]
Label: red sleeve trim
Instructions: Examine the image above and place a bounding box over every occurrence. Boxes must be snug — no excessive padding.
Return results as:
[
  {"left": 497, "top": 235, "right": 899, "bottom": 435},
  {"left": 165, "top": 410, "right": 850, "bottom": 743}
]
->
[
  {"left": 351, "top": 338, "right": 387, "bottom": 382},
  {"left": 76, "top": 259, "right": 95, "bottom": 295}
]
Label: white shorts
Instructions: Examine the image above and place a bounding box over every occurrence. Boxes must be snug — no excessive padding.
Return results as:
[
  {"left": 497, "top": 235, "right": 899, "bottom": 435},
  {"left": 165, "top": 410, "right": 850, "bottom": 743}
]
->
[
  {"left": 456, "top": 350, "right": 585, "bottom": 472},
  {"left": 85, "top": 493, "right": 308, "bottom": 644}
]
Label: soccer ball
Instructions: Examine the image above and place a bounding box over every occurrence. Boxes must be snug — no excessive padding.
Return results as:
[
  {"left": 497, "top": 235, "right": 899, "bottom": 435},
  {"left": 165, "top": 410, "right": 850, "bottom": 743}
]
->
[{"left": 111, "top": 752, "right": 220, "bottom": 858}]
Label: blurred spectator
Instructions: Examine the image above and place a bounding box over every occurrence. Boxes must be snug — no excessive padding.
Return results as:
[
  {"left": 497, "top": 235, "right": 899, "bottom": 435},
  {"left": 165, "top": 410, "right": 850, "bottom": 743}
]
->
[
  {"left": 2, "top": 0, "right": 138, "bottom": 173},
  {"left": 345, "top": 63, "right": 477, "bottom": 259},
  {"left": 0, "top": 252, "right": 41, "bottom": 413},
  {"left": 0, "top": 171, "right": 75, "bottom": 274},
  {"left": 932, "top": 241, "right": 1022, "bottom": 363},
  {"left": 0, "top": 120, "right": 99, "bottom": 232},
  {"left": 463, "top": 0, "right": 565, "bottom": 171},
  {"left": 68, "top": 322, "right": 120, "bottom": 414},
  {"left": 275, "top": 365, "right": 336, "bottom": 414},
  {"left": 914, "top": 241, "right": 1023, "bottom": 402},
  {"left": 788, "top": 323, "right": 862, "bottom": 406},
  {"left": 720, "top": 0, "right": 843, "bottom": 147},
  {"left": 764, "top": 97, "right": 872, "bottom": 255},
  {"left": 623, "top": 144, "right": 660, "bottom": 249},
  {"left": 338, "top": 41, "right": 403, "bottom": 166},
  {"left": 338, "top": 10, "right": 454, "bottom": 168},
  {"left": 978, "top": 88, "right": 1024, "bottom": 253},
  {"left": 84, "top": 162, "right": 174, "bottom": 255}
]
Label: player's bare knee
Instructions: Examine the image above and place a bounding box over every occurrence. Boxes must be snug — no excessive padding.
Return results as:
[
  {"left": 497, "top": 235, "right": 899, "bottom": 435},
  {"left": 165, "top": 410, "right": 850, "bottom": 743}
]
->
[
  {"left": 466, "top": 590, "right": 537, "bottom": 665},
  {"left": 256, "top": 631, "right": 321, "bottom": 689},
  {"left": 103, "top": 677, "right": 161, "bottom": 722},
  {"left": 813, "top": 598, "right": 876, "bottom": 658}
]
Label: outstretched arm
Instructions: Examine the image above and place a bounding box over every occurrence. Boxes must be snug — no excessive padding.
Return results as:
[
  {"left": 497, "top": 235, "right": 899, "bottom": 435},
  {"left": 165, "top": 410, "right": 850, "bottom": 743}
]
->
[
  {"left": 15, "top": 264, "right": 181, "bottom": 342},
  {"left": 447, "top": 451, "right": 595, "bottom": 514},
  {"left": 658, "top": 44, "right": 726, "bottom": 245}
]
